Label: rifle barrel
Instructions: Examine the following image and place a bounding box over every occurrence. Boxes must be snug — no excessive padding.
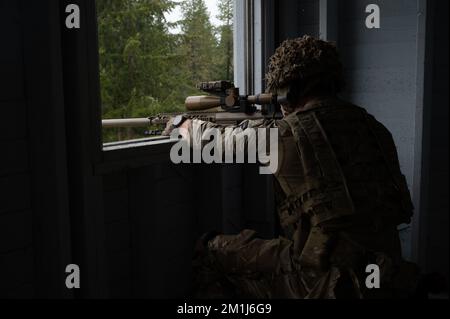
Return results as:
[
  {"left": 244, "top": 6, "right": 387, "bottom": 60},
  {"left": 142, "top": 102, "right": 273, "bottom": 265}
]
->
[{"left": 102, "top": 118, "right": 152, "bottom": 128}]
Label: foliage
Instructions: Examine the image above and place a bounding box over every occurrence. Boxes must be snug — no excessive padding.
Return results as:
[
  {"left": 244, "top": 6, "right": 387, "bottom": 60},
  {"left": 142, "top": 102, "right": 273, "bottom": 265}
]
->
[{"left": 97, "top": 0, "right": 234, "bottom": 142}]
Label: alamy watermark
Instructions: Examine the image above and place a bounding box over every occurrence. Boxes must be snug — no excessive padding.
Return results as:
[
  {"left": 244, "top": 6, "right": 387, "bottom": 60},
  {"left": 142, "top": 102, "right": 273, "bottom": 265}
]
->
[
  {"left": 169, "top": 123, "right": 279, "bottom": 175},
  {"left": 65, "top": 264, "right": 80, "bottom": 289},
  {"left": 366, "top": 4, "right": 381, "bottom": 29},
  {"left": 366, "top": 264, "right": 381, "bottom": 289},
  {"left": 65, "top": 4, "right": 80, "bottom": 29},
  {"left": 64, "top": 4, "right": 380, "bottom": 31}
]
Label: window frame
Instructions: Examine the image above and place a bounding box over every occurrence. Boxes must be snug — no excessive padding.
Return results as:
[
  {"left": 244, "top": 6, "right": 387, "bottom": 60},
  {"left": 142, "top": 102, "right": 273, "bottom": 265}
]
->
[{"left": 83, "top": 0, "right": 274, "bottom": 174}]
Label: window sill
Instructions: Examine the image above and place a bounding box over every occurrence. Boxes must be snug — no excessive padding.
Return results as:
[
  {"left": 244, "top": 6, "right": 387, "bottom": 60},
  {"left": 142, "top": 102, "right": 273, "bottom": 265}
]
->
[
  {"left": 95, "top": 137, "right": 178, "bottom": 175},
  {"left": 102, "top": 136, "right": 171, "bottom": 151}
]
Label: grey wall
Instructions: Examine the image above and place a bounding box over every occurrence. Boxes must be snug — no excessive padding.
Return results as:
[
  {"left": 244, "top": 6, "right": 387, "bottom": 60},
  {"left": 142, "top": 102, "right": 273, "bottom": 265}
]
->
[
  {"left": 338, "top": 0, "right": 420, "bottom": 260},
  {"left": 275, "top": 0, "right": 447, "bottom": 266}
]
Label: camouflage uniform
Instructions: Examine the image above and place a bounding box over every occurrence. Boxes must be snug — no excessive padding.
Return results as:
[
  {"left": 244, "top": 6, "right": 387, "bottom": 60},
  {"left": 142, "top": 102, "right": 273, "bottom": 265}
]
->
[{"left": 191, "top": 36, "right": 419, "bottom": 299}]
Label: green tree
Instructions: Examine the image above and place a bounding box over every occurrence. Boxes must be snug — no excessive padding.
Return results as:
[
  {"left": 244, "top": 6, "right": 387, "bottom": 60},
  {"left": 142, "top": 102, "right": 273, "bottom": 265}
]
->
[
  {"left": 97, "top": 0, "right": 184, "bottom": 141},
  {"left": 178, "top": 0, "right": 218, "bottom": 88},
  {"left": 216, "top": 0, "right": 234, "bottom": 81},
  {"left": 97, "top": 0, "right": 234, "bottom": 142}
]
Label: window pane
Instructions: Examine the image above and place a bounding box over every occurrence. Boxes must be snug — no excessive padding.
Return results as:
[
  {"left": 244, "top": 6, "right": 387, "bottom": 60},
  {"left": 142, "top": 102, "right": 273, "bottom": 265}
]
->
[{"left": 97, "top": 0, "right": 234, "bottom": 143}]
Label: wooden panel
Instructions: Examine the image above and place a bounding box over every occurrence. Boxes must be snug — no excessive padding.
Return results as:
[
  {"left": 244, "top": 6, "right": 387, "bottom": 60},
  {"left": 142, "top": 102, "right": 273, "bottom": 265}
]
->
[
  {"left": 0, "top": 0, "right": 25, "bottom": 101},
  {"left": 0, "top": 1, "right": 22, "bottom": 63},
  {"left": 128, "top": 164, "right": 197, "bottom": 298},
  {"left": 0, "top": 62, "right": 25, "bottom": 102},
  {"left": 194, "top": 165, "right": 224, "bottom": 234},
  {"left": 106, "top": 250, "right": 132, "bottom": 298},
  {"left": 1, "top": 283, "right": 34, "bottom": 299},
  {"left": 21, "top": 0, "right": 74, "bottom": 298},
  {"left": 0, "top": 140, "right": 29, "bottom": 177},
  {"left": 103, "top": 189, "right": 129, "bottom": 224},
  {"left": 243, "top": 165, "right": 276, "bottom": 238},
  {"left": 0, "top": 246, "right": 34, "bottom": 294},
  {"left": 0, "top": 0, "right": 24, "bottom": 103},
  {"left": 0, "top": 211, "right": 32, "bottom": 253},
  {"left": 102, "top": 172, "right": 128, "bottom": 192},
  {"left": 105, "top": 221, "right": 131, "bottom": 255},
  {"left": 99, "top": 162, "right": 232, "bottom": 297},
  {"left": 0, "top": 101, "right": 27, "bottom": 141},
  {"left": 0, "top": 174, "right": 31, "bottom": 215}
]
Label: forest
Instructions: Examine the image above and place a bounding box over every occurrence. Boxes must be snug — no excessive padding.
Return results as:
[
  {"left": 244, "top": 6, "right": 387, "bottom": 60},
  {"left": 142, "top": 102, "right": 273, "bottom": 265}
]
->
[{"left": 96, "top": 0, "right": 234, "bottom": 142}]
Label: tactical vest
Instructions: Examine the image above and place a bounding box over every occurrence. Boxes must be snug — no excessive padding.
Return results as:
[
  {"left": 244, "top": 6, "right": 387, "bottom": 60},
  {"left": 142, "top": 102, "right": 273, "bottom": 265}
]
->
[{"left": 274, "top": 99, "right": 414, "bottom": 239}]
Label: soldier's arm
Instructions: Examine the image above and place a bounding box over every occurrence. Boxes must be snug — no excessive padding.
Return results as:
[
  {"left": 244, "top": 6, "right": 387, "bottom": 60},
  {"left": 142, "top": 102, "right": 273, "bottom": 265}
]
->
[
  {"left": 183, "top": 118, "right": 280, "bottom": 159},
  {"left": 366, "top": 115, "right": 414, "bottom": 223}
]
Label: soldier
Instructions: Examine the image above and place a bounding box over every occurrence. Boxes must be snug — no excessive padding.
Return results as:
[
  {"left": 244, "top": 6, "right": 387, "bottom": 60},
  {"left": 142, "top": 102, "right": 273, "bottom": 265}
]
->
[{"left": 165, "top": 35, "right": 420, "bottom": 299}]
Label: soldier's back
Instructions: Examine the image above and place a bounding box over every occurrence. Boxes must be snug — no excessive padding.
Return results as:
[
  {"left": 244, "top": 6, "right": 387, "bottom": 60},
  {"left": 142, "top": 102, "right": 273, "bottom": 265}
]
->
[{"left": 275, "top": 98, "right": 419, "bottom": 298}]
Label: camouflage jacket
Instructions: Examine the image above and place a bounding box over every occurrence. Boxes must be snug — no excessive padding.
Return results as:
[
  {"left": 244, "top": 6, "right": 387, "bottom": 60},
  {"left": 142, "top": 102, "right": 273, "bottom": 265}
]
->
[{"left": 192, "top": 97, "right": 419, "bottom": 298}]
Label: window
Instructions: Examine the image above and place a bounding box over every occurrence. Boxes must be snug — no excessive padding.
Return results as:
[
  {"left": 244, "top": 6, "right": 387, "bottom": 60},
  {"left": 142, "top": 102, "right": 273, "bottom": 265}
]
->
[{"left": 96, "top": 0, "right": 234, "bottom": 143}]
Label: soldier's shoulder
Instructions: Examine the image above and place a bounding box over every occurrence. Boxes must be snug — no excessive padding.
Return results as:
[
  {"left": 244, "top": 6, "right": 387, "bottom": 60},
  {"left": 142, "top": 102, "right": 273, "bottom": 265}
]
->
[
  {"left": 291, "top": 98, "right": 361, "bottom": 115},
  {"left": 363, "top": 110, "right": 394, "bottom": 136},
  {"left": 243, "top": 119, "right": 265, "bottom": 129},
  {"left": 274, "top": 117, "right": 294, "bottom": 136},
  {"left": 317, "top": 98, "right": 365, "bottom": 113}
]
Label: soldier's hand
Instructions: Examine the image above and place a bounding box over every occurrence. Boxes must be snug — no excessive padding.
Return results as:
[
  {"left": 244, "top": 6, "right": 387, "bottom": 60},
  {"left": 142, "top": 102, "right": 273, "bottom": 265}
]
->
[
  {"left": 161, "top": 117, "right": 192, "bottom": 139},
  {"left": 162, "top": 117, "right": 175, "bottom": 136}
]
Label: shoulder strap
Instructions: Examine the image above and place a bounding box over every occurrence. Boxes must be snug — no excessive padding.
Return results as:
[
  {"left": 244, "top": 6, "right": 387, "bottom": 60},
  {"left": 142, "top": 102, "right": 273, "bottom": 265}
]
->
[{"left": 283, "top": 110, "right": 355, "bottom": 226}]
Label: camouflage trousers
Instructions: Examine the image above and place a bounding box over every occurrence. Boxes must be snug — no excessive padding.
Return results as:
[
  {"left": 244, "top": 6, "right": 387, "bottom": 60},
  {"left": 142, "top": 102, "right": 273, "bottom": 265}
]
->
[
  {"left": 192, "top": 229, "right": 362, "bottom": 299},
  {"left": 192, "top": 229, "right": 420, "bottom": 299}
]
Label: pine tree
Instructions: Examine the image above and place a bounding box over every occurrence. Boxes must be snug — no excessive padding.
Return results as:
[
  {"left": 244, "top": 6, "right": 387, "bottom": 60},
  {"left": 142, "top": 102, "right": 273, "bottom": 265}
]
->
[
  {"left": 97, "top": 0, "right": 182, "bottom": 141},
  {"left": 179, "top": 0, "right": 218, "bottom": 88},
  {"left": 97, "top": 0, "right": 232, "bottom": 142},
  {"left": 216, "top": 0, "right": 234, "bottom": 81}
]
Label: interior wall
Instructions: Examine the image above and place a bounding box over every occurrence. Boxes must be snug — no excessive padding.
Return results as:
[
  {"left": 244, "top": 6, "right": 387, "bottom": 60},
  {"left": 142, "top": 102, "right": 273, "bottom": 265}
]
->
[
  {"left": 0, "top": 0, "right": 74, "bottom": 298},
  {"left": 102, "top": 164, "right": 206, "bottom": 298},
  {"left": 0, "top": 1, "right": 34, "bottom": 298},
  {"left": 0, "top": 0, "right": 447, "bottom": 299},
  {"left": 276, "top": 0, "right": 429, "bottom": 262},
  {"left": 100, "top": 162, "right": 275, "bottom": 298},
  {"left": 338, "top": 0, "right": 420, "bottom": 260}
]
